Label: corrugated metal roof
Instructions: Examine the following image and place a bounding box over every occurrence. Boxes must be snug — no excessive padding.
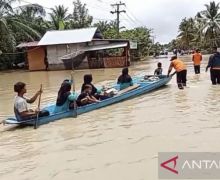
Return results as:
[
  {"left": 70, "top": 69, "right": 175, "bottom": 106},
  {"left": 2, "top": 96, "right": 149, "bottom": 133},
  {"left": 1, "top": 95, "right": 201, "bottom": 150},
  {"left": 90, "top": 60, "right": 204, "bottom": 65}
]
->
[
  {"left": 38, "top": 27, "right": 97, "bottom": 46},
  {"left": 84, "top": 42, "right": 128, "bottom": 52},
  {"left": 61, "top": 42, "right": 128, "bottom": 60},
  {"left": 17, "top": 41, "right": 39, "bottom": 48}
]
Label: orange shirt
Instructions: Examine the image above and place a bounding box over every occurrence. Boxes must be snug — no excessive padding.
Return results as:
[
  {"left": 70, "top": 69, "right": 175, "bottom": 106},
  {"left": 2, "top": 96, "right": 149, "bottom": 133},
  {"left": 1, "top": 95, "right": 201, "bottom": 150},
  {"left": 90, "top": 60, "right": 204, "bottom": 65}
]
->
[
  {"left": 192, "top": 53, "right": 202, "bottom": 65},
  {"left": 170, "top": 59, "right": 186, "bottom": 72}
]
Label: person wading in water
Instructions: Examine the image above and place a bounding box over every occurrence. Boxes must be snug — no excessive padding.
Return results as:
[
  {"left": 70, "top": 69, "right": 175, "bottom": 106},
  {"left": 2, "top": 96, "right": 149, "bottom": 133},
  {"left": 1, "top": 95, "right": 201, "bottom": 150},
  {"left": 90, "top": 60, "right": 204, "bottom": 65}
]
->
[
  {"left": 192, "top": 49, "right": 202, "bottom": 74},
  {"left": 206, "top": 46, "right": 220, "bottom": 85},
  {"left": 167, "top": 56, "right": 187, "bottom": 89}
]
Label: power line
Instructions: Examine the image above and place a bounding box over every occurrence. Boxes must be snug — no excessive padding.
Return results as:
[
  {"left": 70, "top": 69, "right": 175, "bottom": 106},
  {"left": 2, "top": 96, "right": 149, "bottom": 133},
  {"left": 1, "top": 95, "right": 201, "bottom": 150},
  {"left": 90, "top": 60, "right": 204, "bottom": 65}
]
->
[
  {"left": 93, "top": 17, "right": 115, "bottom": 21},
  {"left": 120, "top": 13, "right": 136, "bottom": 28},
  {"left": 124, "top": 13, "right": 138, "bottom": 27},
  {"left": 125, "top": 6, "right": 145, "bottom": 27},
  {"left": 86, "top": 4, "right": 111, "bottom": 12},
  {"left": 110, "top": 1, "right": 126, "bottom": 38},
  {"left": 95, "top": 0, "right": 113, "bottom": 5},
  {"left": 17, "top": 0, "right": 114, "bottom": 22}
]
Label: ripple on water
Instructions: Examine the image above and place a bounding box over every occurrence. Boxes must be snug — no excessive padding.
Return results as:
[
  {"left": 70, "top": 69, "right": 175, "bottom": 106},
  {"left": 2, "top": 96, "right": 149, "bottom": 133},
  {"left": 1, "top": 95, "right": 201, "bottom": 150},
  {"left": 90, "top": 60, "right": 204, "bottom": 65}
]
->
[{"left": 1, "top": 55, "right": 220, "bottom": 180}]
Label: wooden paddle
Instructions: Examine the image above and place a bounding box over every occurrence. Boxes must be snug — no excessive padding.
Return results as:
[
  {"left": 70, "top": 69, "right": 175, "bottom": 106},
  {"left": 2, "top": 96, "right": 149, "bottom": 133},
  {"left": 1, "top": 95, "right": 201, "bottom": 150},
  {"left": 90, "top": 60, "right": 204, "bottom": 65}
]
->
[
  {"left": 71, "top": 72, "right": 77, "bottom": 118},
  {"left": 34, "top": 84, "right": 42, "bottom": 129}
]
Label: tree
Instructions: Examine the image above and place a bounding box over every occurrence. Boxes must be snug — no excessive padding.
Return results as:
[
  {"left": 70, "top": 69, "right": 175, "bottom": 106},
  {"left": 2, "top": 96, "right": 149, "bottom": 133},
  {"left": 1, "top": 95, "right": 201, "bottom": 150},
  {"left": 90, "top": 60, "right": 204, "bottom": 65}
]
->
[
  {"left": 14, "top": 4, "right": 47, "bottom": 41},
  {"left": 0, "top": 0, "right": 42, "bottom": 69},
  {"left": 0, "top": 0, "right": 41, "bottom": 52},
  {"left": 69, "top": 0, "right": 93, "bottom": 29},
  {"left": 178, "top": 18, "right": 196, "bottom": 49},
  {"left": 93, "top": 21, "right": 112, "bottom": 33},
  {"left": 120, "top": 27, "right": 153, "bottom": 57},
  {"left": 197, "top": 1, "right": 220, "bottom": 46},
  {"left": 49, "top": 5, "right": 70, "bottom": 30}
]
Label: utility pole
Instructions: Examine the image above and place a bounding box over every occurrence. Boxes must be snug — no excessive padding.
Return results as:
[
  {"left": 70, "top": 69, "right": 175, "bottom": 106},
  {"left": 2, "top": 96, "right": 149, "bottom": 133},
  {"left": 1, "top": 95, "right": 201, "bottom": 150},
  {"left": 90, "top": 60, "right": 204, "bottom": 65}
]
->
[{"left": 110, "top": 1, "right": 126, "bottom": 38}]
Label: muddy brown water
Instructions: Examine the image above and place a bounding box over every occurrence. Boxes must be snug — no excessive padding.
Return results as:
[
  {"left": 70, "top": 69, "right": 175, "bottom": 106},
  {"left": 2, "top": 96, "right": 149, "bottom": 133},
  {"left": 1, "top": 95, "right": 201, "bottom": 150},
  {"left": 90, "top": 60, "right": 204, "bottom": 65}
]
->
[{"left": 0, "top": 55, "right": 220, "bottom": 180}]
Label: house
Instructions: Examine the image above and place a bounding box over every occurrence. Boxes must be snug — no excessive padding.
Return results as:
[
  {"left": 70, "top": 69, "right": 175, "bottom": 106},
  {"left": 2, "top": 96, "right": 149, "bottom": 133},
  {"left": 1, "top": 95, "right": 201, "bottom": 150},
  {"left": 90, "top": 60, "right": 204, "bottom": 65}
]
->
[
  {"left": 16, "top": 41, "right": 46, "bottom": 71},
  {"left": 17, "top": 27, "right": 130, "bottom": 71}
]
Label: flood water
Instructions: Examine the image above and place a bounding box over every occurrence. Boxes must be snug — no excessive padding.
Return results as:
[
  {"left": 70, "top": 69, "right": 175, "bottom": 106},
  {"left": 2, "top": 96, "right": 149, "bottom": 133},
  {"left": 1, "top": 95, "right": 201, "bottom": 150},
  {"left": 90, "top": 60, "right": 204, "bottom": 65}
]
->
[{"left": 0, "top": 55, "right": 220, "bottom": 180}]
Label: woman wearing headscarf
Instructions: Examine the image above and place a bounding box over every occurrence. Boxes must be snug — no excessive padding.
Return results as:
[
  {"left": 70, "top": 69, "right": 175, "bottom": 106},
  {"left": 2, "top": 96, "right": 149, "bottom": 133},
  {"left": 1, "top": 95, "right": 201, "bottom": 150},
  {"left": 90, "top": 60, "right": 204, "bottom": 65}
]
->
[
  {"left": 117, "top": 67, "right": 133, "bottom": 90},
  {"left": 54, "top": 80, "right": 77, "bottom": 113}
]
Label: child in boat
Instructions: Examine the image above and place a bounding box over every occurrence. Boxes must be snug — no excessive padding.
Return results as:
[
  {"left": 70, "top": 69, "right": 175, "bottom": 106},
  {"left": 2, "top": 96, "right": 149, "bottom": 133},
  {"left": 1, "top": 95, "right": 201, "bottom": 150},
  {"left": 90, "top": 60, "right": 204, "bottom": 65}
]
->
[
  {"left": 81, "top": 74, "right": 108, "bottom": 100},
  {"left": 81, "top": 74, "right": 99, "bottom": 96},
  {"left": 14, "top": 82, "right": 49, "bottom": 121},
  {"left": 154, "top": 62, "right": 163, "bottom": 75},
  {"left": 54, "top": 80, "right": 77, "bottom": 112},
  {"left": 117, "top": 67, "right": 133, "bottom": 90},
  {"left": 77, "top": 84, "right": 100, "bottom": 106}
]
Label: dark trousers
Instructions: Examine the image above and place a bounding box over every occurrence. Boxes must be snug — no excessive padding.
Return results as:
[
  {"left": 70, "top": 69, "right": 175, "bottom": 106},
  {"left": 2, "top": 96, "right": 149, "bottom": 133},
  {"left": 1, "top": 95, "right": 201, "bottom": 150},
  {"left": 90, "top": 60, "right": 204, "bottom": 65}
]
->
[
  {"left": 176, "top": 70, "right": 187, "bottom": 88},
  {"left": 210, "top": 69, "right": 220, "bottom": 85},
  {"left": 20, "top": 110, "right": 49, "bottom": 121},
  {"left": 194, "top": 65, "right": 200, "bottom": 74}
]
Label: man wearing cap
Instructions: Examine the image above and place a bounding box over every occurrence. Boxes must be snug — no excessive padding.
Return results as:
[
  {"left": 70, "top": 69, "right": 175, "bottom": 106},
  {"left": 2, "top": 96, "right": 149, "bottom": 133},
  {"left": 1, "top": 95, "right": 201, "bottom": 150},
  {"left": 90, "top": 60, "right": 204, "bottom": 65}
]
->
[
  {"left": 192, "top": 49, "right": 202, "bottom": 74},
  {"left": 206, "top": 47, "right": 220, "bottom": 85},
  {"left": 167, "top": 56, "right": 187, "bottom": 89}
]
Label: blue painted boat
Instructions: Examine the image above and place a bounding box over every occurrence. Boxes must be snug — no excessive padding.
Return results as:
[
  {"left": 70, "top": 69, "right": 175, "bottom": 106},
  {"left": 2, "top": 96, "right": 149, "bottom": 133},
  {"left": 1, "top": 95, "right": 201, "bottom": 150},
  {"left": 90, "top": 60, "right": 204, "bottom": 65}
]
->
[{"left": 4, "top": 75, "right": 172, "bottom": 126}]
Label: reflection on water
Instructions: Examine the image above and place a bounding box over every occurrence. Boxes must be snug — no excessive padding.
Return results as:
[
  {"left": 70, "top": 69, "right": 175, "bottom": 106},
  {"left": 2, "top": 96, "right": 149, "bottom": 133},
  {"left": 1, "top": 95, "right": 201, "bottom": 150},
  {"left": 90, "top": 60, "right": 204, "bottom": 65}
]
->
[{"left": 0, "top": 55, "right": 220, "bottom": 180}]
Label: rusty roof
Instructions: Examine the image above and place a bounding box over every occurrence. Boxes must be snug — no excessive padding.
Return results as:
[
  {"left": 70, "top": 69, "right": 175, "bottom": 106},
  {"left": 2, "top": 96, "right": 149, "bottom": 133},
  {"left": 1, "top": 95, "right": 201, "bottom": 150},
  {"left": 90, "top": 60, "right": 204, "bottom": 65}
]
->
[{"left": 16, "top": 41, "right": 39, "bottom": 48}]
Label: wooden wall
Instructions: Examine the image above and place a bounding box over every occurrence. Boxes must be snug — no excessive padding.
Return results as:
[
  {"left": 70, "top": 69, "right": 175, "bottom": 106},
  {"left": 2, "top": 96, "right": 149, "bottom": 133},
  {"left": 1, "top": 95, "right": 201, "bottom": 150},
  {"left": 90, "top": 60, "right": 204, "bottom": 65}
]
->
[{"left": 28, "top": 47, "right": 46, "bottom": 71}]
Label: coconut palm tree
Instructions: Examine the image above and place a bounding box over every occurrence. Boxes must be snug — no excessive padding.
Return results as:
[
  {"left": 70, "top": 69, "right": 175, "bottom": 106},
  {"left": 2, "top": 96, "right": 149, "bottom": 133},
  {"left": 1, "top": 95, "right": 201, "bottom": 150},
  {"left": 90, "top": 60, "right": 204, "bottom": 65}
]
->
[
  {"left": 14, "top": 4, "right": 48, "bottom": 39},
  {"left": 196, "top": 1, "right": 220, "bottom": 46},
  {"left": 16, "top": 3, "right": 46, "bottom": 21},
  {"left": 49, "top": 5, "right": 70, "bottom": 30},
  {"left": 178, "top": 18, "right": 196, "bottom": 49},
  {"left": 0, "top": 0, "right": 41, "bottom": 52},
  {"left": 93, "top": 21, "right": 111, "bottom": 33},
  {"left": 69, "top": 0, "right": 93, "bottom": 29}
]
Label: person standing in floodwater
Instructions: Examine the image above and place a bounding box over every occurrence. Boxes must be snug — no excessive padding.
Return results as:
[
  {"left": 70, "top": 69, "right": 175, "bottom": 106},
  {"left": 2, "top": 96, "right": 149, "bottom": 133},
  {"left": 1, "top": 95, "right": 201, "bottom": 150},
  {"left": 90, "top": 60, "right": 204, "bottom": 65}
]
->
[
  {"left": 206, "top": 47, "right": 220, "bottom": 85},
  {"left": 167, "top": 56, "right": 187, "bottom": 89},
  {"left": 192, "top": 49, "right": 202, "bottom": 74}
]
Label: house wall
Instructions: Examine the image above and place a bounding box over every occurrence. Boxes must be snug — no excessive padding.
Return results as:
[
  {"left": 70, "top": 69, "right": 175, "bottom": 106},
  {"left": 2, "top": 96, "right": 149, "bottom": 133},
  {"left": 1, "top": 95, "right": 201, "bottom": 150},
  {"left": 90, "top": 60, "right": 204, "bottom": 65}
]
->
[
  {"left": 27, "top": 47, "right": 46, "bottom": 71},
  {"left": 103, "top": 56, "right": 127, "bottom": 68},
  {"left": 47, "top": 43, "right": 87, "bottom": 70},
  {"left": 46, "top": 40, "right": 130, "bottom": 70}
]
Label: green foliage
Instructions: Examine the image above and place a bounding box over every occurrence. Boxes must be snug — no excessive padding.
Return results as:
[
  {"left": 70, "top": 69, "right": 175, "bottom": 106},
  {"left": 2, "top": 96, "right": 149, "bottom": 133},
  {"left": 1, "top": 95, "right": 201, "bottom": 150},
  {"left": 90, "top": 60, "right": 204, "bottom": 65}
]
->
[
  {"left": 68, "top": 0, "right": 93, "bottom": 29},
  {"left": 177, "top": 18, "right": 196, "bottom": 49},
  {"left": 171, "top": 1, "right": 220, "bottom": 51},
  {"left": 120, "top": 27, "right": 153, "bottom": 56},
  {"left": 0, "top": 0, "right": 156, "bottom": 70},
  {"left": 49, "top": 5, "right": 70, "bottom": 30},
  {"left": 93, "top": 21, "right": 113, "bottom": 33}
]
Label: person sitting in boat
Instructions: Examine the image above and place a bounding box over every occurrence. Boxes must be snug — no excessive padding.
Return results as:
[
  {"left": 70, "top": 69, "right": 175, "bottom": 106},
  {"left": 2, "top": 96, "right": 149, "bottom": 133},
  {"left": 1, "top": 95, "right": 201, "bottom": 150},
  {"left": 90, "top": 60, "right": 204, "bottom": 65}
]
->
[
  {"left": 117, "top": 67, "right": 133, "bottom": 90},
  {"left": 77, "top": 84, "right": 100, "bottom": 106},
  {"left": 54, "top": 80, "right": 77, "bottom": 113},
  {"left": 14, "top": 82, "right": 49, "bottom": 121},
  {"left": 81, "top": 74, "right": 109, "bottom": 100},
  {"left": 154, "top": 62, "right": 163, "bottom": 76},
  {"left": 81, "top": 74, "right": 99, "bottom": 95}
]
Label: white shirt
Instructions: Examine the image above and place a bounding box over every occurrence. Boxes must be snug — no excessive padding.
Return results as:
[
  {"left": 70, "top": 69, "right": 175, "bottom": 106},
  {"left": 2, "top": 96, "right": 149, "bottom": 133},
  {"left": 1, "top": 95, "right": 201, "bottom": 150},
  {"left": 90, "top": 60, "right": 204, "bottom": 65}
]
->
[{"left": 14, "top": 96, "right": 28, "bottom": 113}]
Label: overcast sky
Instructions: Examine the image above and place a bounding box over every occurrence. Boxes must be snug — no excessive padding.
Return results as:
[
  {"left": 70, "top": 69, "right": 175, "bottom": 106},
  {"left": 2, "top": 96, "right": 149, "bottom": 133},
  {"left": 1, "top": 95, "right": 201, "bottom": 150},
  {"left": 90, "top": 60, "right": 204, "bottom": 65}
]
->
[{"left": 16, "top": 0, "right": 219, "bottom": 44}]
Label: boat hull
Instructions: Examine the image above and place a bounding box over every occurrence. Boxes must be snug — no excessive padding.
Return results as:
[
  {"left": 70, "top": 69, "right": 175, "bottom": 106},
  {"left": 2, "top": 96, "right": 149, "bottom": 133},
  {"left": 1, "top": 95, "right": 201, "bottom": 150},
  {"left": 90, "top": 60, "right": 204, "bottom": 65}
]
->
[{"left": 5, "top": 75, "right": 172, "bottom": 126}]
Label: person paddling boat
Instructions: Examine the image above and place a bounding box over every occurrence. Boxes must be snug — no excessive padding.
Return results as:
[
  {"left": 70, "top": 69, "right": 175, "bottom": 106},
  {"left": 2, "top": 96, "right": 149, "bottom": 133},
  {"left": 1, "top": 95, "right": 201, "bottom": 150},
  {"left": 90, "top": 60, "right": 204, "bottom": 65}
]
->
[{"left": 14, "top": 82, "right": 49, "bottom": 121}]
